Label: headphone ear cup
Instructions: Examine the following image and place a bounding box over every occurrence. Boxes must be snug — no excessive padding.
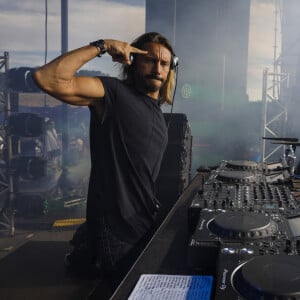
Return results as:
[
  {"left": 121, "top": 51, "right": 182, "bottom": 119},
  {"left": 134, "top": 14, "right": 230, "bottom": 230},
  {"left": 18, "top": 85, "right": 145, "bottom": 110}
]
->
[
  {"left": 171, "top": 55, "right": 179, "bottom": 70},
  {"left": 130, "top": 54, "right": 134, "bottom": 64}
]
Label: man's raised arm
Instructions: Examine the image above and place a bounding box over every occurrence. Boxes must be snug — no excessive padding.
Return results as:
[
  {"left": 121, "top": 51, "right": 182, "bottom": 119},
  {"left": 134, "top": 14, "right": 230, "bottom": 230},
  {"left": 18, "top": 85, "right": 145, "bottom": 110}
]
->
[{"left": 33, "top": 39, "right": 148, "bottom": 106}]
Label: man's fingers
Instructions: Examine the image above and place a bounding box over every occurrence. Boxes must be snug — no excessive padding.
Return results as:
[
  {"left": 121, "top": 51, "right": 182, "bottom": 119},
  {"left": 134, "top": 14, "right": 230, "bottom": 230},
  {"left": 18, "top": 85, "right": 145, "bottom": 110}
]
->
[
  {"left": 130, "top": 46, "right": 148, "bottom": 55},
  {"left": 111, "top": 44, "right": 147, "bottom": 65},
  {"left": 112, "top": 55, "right": 131, "bottom": 65}
]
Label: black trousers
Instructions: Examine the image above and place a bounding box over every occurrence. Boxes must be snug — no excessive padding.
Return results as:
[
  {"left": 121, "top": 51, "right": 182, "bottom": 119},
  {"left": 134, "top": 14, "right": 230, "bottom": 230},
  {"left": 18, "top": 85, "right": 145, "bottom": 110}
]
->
[{"left": 68, "top": 218, "right": 154, "bottom": 291}]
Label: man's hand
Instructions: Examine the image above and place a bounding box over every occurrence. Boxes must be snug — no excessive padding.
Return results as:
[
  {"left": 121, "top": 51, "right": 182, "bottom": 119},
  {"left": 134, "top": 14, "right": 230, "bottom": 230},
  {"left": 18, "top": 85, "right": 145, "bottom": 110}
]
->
[{"left": 104, "top": 39, "right": 148, "bottom": 65}]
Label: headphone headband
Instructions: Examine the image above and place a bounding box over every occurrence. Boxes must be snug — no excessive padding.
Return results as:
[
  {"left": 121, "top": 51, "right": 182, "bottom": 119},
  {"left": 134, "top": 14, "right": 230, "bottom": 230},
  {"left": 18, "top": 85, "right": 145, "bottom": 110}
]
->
[{"left": 129, "top": 53, "right": 179, "bottom": 70}]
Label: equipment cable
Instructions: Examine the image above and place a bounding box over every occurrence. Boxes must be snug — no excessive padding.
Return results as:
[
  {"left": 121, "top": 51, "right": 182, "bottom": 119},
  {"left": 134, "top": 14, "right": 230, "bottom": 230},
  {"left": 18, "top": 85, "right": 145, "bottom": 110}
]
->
[{"left": 167, "top": 64, "right": 179, "bottom": 129}]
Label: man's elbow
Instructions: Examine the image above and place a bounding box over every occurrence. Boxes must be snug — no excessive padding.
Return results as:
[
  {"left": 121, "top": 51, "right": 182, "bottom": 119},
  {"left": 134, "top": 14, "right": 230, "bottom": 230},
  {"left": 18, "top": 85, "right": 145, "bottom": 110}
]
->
[
  {"left": 33, "top": 69, "right": 80, "bottom": 105},
  {"left": 33, "top": 68, "right": 66, "bottom": 96},
  {"left": 32, "top": 68, "right": 49, "bottom": 93}
]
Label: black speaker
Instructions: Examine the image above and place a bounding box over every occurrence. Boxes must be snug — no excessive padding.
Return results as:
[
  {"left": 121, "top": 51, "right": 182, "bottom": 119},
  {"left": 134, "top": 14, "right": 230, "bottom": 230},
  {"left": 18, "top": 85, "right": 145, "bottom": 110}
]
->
[
  {"left": 156, "top": 171, "right": 190, "bottom": 198},
  {"left": 15, "top": 194, "right": 46, "bottom": 218},
  {"left": 164, "top": 113, "right": 190, "bottom": 140},
  {"left": 160, "top": 136, "right": 192, "bottom": 174},
  {"left": 160, "top": 113, "right": 192, "bottom": 174},
  {"left": 8, "top": 113, "right": 45, "bottom": 137},
  {"left": 155, "top": 171, "right": 190, "bottom": 225},
  {"left": 155, "top": 113, "right": 192, "bottom": 225},
  {"left": 13, "top": 156, "right": 48, "bottom": 180}
]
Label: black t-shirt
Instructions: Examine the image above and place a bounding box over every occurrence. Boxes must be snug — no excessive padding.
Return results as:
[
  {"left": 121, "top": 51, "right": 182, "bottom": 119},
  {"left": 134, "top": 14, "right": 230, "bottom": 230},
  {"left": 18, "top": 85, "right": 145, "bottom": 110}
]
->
[{"left": 87, "top": 77, "right": 168, "bottom": 243}]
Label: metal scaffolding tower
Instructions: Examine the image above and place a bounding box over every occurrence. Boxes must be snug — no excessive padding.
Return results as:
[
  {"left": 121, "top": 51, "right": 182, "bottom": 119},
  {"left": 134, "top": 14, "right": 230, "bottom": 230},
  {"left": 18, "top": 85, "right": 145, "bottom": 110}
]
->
[
  {"left": 260, "top": 0, "right": 289, "bottom": 162},
  {"left": 0, "top": 51, "right": 16, "bottom": 236}
]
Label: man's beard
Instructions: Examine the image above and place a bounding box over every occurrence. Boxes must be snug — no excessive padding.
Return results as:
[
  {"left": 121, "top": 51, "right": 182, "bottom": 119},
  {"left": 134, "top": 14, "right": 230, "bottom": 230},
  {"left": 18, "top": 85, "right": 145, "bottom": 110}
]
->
[{"left": 138, "top": 74, "right": 165, "bottom": 93}]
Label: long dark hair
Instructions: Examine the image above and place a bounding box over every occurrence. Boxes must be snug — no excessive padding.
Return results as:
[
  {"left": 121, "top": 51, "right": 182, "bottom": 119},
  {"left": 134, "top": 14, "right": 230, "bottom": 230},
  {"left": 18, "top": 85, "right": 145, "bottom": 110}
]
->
[{"left": 122, "top": 32, "right": 176, "bottom": 105}]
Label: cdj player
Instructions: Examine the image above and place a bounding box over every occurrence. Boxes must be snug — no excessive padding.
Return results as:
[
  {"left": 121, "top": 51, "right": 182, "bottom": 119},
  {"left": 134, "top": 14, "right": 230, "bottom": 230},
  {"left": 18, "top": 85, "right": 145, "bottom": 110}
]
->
[
  {"left": 187, "top": 160, "right": 300, "bottom": 300},
  {"left": 188, "top": 160, "right": 296, "bottom": 234}
]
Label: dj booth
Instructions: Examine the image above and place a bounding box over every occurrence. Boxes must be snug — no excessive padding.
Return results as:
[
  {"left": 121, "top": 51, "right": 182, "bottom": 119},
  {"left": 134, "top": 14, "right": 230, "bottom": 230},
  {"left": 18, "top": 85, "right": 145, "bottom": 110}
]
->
[
  {"left": 102, "top": 158, "right": 300, "bottom": 300},
  {"left": 86, "top": 117, "right": 300, "bottom": 299}
]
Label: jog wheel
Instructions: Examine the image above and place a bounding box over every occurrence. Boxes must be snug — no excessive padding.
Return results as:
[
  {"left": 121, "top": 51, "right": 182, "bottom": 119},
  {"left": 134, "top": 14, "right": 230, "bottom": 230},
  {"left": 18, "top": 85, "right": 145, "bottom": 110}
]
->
[
  {"left": 216, "top": 170, "right": 257, "bottom": 183},
  {"left": 225, "top": 160, "right": 259, "bottom": 171},
  {"left": 232, "top": 255, "right": 300, "bottom": 299},
  {"left": 208, "top": 211, "right": 278, "bottom": 240}
]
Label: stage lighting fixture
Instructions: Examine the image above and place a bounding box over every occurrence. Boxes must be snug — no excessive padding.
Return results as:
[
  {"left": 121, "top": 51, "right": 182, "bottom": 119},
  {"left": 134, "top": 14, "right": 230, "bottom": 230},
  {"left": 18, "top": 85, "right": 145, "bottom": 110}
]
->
[
  {"left": 0, "top": 134, "right": 4, "bottom": 152},
  {"left": 13, "top": 156, "right": 47, "bottom": 180},
  {"left": 8, "top": 113, "right": 45, "bottom": 137},
  {"left": 7, "top": 67, "right": 41, "bottom": 93},
  {"left": 0, "top": 73, "right": 6, "bottom": 92}
]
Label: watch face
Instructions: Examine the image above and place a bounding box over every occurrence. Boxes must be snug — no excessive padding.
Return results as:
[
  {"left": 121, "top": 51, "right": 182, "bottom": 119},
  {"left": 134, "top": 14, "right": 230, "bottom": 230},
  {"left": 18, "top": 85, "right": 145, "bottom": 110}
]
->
[
  {"left": 90, "top": 39, "right": 106, "bottom": 56},
  {"left": 97, "top": 39, "right": 106, "bottom": 54}
]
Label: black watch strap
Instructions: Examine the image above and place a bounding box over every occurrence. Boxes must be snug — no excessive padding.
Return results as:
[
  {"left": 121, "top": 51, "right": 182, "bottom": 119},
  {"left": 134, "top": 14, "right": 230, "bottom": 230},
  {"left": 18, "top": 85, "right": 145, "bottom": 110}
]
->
[{"left": 90, "top": 39, "right": 107, "bottom": 57}]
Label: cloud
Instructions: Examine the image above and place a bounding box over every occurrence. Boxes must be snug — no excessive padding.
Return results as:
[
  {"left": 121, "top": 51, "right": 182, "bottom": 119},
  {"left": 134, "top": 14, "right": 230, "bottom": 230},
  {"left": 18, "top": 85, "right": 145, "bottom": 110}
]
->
[
  {"left": 0, "top": 0, "right": 290, "bottom": 102},
  {"left": 0, "top": 0, "right": 145, "bottom": 50},
  {"left": 68, "top": 1, "right": 145, "bottom": 48},
  {"left": 0, "top": 0, "right": 145, "bottom": 71}
]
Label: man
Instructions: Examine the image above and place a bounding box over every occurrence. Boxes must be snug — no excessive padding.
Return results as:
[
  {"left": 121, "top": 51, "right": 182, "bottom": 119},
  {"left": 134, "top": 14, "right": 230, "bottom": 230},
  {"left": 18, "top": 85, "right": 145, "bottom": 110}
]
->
[
  {"left": 44, "top": 118, "right": 61, "bottom": 159},
  {"left": 33, "top": 32, "right": 177, "bottom": 289}
]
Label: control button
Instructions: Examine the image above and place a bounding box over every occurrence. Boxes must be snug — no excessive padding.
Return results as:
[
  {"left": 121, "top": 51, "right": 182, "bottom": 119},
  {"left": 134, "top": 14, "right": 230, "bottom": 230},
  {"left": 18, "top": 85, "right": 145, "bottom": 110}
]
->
[
  {"left": 240, "top": 248, "right": 254, "bottom": 255},
  {"left": 221, "top": 247, "right": 236, "bottom": 254}
]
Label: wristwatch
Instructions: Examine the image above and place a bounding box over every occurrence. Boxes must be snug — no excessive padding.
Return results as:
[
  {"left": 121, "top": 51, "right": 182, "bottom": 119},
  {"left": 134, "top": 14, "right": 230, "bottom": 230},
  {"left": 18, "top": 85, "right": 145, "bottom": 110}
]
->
[{"left": 90, "top": 39, "right": 107, "bottom": 57}]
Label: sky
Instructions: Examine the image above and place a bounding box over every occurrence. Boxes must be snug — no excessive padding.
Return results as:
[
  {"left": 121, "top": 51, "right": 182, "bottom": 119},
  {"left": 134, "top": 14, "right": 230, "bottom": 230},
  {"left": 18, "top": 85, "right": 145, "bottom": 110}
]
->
[
  {"left": 248, "top": 0, "right": 280, "bottom": 101},
  {"left": 0, "top": 0, "right": 146, "bottom": 77},
  {"left": 0, "top": 0, "right": 282, "bottom": 101}
]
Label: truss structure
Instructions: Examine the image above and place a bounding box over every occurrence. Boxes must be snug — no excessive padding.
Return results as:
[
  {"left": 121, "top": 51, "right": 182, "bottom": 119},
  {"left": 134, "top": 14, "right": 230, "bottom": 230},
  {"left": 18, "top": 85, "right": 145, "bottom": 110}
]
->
[
  {"left": 260, "top": 68, "right": 289, "bottom": 161},
  {"left": 0, "top": 52, "right": 9, "bottom": 105},
  {"left": 0, "top": 51, "right": 16, "bottom": 236},
  {"left": 0, "top": 52, "right": 9, "bottom": 158},
  {"left": 260, "top": 0, "right": 289, "bottom": 162}
]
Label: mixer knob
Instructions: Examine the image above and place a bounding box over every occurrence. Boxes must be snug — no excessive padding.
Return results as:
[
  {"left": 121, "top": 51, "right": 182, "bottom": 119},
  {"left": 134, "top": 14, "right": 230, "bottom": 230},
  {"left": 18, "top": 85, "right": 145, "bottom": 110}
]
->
[
  {"left": 237, "top": 232, "right": 245, "bottom": 238},
  {"left": 240, "top": 248, "right": 254, "bottom": 255},
  {"left": 247, "top": 232, "right": 255, "bottom": 238},
  {"left": 221, "top": 247, "right": 235, "bottom": 254},
  {"left": 285, "top": 239, "right": 292, "bottom": 253},
  {"left": 262, "top": 241, "right": 270, "bottom": 247},
  {"left": 259, "top": 248, "right": 266, "bottom": 255}
]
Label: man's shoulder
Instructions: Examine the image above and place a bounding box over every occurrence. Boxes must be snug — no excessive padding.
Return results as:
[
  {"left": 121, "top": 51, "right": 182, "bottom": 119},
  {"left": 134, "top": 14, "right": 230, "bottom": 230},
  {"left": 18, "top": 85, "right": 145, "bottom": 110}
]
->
[
  {"left": 99, "top": 76, "right": 121, "bottom": 85},
  {"left": 100, "top": 76, "right": 136, "bottom": 95}
]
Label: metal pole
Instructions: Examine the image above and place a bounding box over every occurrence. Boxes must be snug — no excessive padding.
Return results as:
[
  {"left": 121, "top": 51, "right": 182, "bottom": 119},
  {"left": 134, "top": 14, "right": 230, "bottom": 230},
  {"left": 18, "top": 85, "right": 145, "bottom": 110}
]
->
[
  {"left": 61, "top": 0, "right": 69, "bottom": 164},
  {"left": 260, "top": 68, "right": 268, "bottom": 162},
  {"left": 172, "top": 0, "right": 177, "bottom": 46},
  {"left": 61, "top": 0, "right": 68, "bottom": 54},
  {"left": 221, "top": 55, "right": 226, "bottom": 112}
]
